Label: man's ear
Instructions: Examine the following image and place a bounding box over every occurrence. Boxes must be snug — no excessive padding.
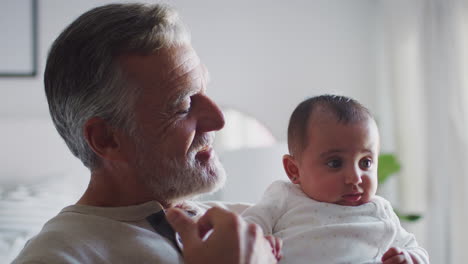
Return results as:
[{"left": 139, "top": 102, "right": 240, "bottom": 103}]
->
[
  {"left": 282, "top": 154, "right": 301, "bottom": 184},
  {"left": 83, "top": 117, "right": 126, "bottom": 162}
]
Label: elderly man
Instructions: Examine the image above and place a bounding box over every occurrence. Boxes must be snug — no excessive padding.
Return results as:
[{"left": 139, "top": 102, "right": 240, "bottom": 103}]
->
[{"left": 13, "top": 3, "right": 278, "bottom": 264}]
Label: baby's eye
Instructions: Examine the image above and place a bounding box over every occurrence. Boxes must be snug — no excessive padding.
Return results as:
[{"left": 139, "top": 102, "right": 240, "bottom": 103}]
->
[
  {"left": 359, "top": 158, "right": 373, "bottom": 170},
  {"left": 327, "top": 159, "right": 342, "bottom": 169}
]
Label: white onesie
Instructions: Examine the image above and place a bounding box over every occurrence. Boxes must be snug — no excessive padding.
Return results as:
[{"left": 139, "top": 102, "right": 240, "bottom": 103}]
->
[{"left": 242, "top": 180, "right": 429, "bottom": 264}]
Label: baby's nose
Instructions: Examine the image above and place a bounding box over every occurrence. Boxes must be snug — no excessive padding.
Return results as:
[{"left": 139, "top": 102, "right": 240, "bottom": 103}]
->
[{"left": 345, "top": 168, "right": 363, "bottom": 185}]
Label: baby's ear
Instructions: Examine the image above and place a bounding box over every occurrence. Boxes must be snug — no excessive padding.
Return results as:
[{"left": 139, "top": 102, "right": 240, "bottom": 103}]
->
[{"left": 282, "top": 154, "right": 300, "bottom": 184}]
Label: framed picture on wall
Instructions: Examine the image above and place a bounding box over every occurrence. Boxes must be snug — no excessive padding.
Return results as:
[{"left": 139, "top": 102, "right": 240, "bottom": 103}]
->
[{"left": 0, "top": 0, "right": 38, "bottom": 77}]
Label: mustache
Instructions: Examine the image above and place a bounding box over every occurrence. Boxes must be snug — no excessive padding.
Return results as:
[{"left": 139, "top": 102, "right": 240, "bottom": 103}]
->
[{"left": 189, "top": 132, "right": 215, "bottom": 153}]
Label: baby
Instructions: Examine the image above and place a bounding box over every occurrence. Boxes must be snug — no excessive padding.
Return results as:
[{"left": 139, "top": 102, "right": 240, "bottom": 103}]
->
[{"left": 242, "top": 95, "right": 429, "bottom": 264}]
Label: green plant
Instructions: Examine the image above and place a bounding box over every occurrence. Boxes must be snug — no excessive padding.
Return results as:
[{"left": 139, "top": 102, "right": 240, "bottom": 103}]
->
[{"left": 378, "top": 154, "right": 422, "bottom": 222}]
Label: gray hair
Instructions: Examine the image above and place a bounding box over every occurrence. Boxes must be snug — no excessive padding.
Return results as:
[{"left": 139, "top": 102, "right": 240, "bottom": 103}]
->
[{"left": 44, "top": 3, "right": 190, "bottom": 169}]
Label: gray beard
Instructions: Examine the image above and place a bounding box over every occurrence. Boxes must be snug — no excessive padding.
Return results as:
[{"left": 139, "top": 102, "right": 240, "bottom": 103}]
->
[{"left": 135, "top": 143, "right": 226, "bottom": 204}]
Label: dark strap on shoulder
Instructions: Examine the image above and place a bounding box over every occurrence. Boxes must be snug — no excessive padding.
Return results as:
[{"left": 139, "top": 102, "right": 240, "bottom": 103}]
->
[{"left": 146, "top": 210, "right": 182, "bottom": 254}]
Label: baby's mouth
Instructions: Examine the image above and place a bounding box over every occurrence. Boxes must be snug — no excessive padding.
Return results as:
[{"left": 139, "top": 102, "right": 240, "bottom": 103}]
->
[{"left": 341, "top": 193, "right": 363, "bottom": 204}]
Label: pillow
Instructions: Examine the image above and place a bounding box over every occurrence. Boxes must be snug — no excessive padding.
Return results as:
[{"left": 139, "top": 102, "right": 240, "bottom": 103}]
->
[{"left": 0, "top": 173, "right": 88, "bottom": 263}]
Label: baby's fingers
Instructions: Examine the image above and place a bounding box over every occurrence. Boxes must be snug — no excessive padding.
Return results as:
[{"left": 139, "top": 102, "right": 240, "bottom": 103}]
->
[
  {"left": 382, "top": 254, "right": 406, "bottom": 264},
  {"left": 382, "top": 247, "right": 402, "bottom": 262},
  {"left": 382, "top": 247, "right": 414, "bottom": 264},
  {"left": 274, "top": 236, "right": 282, "bottom": 257},
  {"left": 265, "top": 235, "right": 282, "bottom": 261}
]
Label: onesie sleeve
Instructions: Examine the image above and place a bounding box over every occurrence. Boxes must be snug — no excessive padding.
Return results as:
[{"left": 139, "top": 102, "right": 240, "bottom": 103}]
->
[
  {"left": 384, "top": 199, "right": 430, "bottom": 263},
  {"left": 241, "top": 180, "right": 289, "bottom": 235}
]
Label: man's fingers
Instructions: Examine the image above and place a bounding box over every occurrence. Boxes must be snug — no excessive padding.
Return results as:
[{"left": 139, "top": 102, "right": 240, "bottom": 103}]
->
[
  {"left": 196, "top": 213, "right": 215, "bottom": 239},
  {"left": 197, "top": 207, "right": 240, "bottom": 238},
  {"left": 178, "top": 207, "right": 279, "bottom": 264},
  {"left": 166, "top": 208, "right": 200, "bottom": 246}
]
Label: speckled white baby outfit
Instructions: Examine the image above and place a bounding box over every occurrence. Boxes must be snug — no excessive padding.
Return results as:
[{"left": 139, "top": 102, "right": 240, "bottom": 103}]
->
[{"left": 242, "top": 180, "right": 429, "bottom": 264}]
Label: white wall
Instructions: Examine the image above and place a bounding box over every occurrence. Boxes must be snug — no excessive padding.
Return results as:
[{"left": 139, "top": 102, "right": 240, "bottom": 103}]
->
[
  {"left": 0, "top": 1, "right": 383, "bottom": 259},
  {"left": 0, "top": 0, "right": 378, "bottom": 141}
]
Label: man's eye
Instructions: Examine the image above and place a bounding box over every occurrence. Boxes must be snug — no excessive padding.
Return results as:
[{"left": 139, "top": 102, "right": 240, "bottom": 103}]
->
[
  {"left": 359, "top": 158, "right": 373, "bottom": 169},
  {"left": 176, "top": 98, "right": 192, "bottom": 115},
  {"left": 176, "top": 109, "right": 190, "bottom": 115},
  {"left": 327, "top": 159, "right": 342, "bottom": 168}
]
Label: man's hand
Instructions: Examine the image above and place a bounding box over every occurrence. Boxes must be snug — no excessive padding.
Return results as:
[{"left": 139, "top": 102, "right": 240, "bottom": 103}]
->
[
  {"left": 382, "top": 247, "right": 417, "bottom": 264},
  {"left": 166, "top": 207, "right": 278, "bottom": 264}
]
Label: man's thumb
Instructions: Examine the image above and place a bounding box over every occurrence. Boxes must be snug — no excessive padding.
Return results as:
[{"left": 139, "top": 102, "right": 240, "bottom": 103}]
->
[{"left": 166, "top": 208, "right": 200, "bottom": 246}]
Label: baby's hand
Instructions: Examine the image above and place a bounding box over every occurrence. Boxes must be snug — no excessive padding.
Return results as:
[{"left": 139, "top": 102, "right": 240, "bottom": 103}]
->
[
  {"left": 265, "top": 235, "right": 282, "bottom": 261},
  {"left": 382, "top": 247, "right": 416, "bottom": 264}
]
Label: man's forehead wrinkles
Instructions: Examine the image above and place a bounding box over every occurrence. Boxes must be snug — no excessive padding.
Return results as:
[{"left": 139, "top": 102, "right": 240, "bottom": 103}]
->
[
  {"left": 170, "top": 66, "right": 204, "bottom": 86},
  {"left": 165, "top": 71, "right": 203, "bottom": 100},
  {"left": 166, "top": 51, "right": 201, "bottom": 82},
  {"left": 165, "top": 66, "right": 206, "bottom": 105}
]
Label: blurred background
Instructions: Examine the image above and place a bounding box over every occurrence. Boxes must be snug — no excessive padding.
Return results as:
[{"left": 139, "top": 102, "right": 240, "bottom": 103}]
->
[{"left": 1, "top": 0, "right": 467, "bottom": 263}]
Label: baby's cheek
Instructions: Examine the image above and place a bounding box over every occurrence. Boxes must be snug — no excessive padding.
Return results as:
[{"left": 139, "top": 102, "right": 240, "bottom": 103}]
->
[{"left": 364, "top": 176, "right": 378, "bottom": 195}]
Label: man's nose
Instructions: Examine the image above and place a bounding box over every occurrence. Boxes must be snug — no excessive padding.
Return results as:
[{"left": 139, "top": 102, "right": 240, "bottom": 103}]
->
[
  {"left": 196, "top": 95, "right": 225, "bottom": 132},
  {"left": 345, "top": 166, "right": 363, "bottom": 185}
]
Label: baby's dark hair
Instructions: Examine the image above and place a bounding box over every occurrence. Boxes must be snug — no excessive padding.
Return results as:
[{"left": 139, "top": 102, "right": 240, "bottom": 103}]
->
[{"left": 287, "top": 94, "right": 373, "bottom": 157}]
